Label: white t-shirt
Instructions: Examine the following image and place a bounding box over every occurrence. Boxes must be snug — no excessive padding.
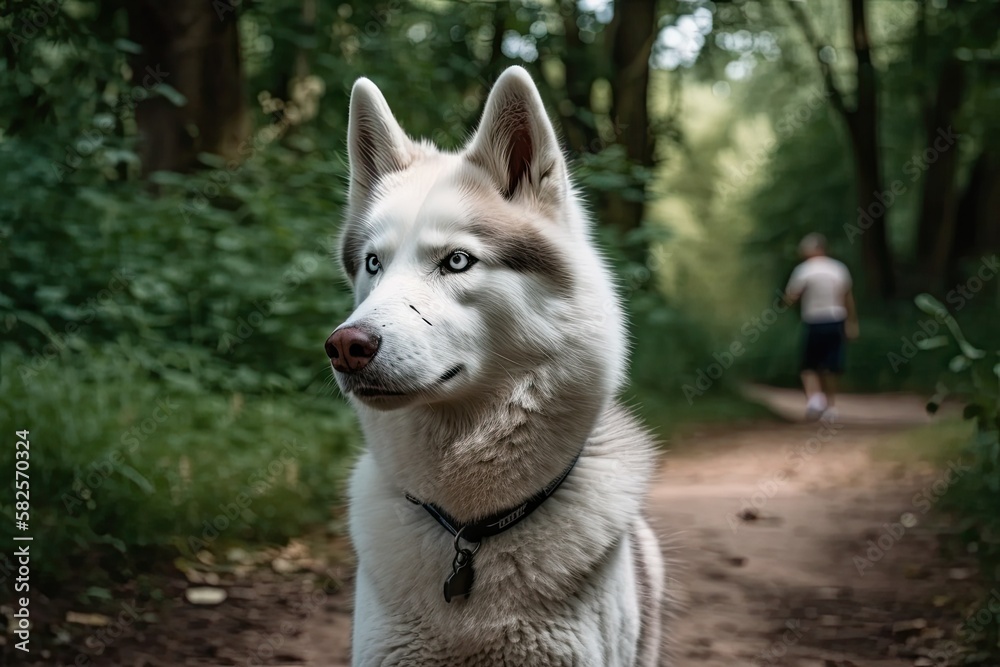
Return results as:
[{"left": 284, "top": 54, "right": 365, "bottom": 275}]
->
[{"left": 786, "top": 256, "right": 852, "bottom": 323}]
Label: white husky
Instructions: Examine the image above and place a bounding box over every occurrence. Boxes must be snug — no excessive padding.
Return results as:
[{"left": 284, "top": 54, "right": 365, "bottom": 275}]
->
[{"left": 327, "top": 66, "right": 665, "bottom": 666}]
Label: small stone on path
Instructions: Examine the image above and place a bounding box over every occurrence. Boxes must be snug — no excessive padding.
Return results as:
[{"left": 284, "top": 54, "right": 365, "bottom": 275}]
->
[{"left": 185, "top": 586, "right": 227, "bottom": 605}]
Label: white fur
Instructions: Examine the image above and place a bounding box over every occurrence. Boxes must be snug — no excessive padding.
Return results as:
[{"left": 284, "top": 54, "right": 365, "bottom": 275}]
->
[{"left": 332, "top": 67, "right": 665, "bottom": 666}]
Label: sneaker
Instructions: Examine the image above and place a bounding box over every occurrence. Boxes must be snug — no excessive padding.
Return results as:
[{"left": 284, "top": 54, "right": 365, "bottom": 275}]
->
[
  {"left": 805, "top": 393, "right": 828, "bottom": 421},
  {"left": 821, "top": 407, "right": 839, "bottom": 423}
]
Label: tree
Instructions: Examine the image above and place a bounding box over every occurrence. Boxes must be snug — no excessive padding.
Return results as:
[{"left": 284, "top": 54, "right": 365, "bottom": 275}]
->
[
  {"left": 604, "top": 0, "right": 658, "bottom": 233},
  {"left": 913, "top": 55, "right": 965, "bottom": 293},
  {"left": 953, "top": 149, "right": 1000, "bottom": 265},
  {"left": 556, "top": 0, "right": 603, "bottom": 157},
  {"left": 126, "top": 0, "right": 250, "bottom": 175},
  {"left": 908, "top": 0, "right": 1000, "bottom": 291}
]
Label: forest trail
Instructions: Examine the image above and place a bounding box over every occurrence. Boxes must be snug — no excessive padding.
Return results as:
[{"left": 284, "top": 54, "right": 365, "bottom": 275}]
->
[{"left": 288, "top": 388, "right": 975, "bottom": 666}]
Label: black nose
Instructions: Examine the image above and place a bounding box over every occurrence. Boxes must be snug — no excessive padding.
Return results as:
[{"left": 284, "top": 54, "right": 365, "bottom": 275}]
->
[{"left": 326, "top": 327, "right": 380, "bottom": 373}]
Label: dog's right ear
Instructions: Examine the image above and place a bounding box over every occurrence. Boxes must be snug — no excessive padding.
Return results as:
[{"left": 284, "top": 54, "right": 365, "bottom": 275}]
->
[
  {"left": 466, "top": 67, "right": 566, "bottom": 209},
  {"left": 347, "top": 78, "right": 414, "bottom": 212}
]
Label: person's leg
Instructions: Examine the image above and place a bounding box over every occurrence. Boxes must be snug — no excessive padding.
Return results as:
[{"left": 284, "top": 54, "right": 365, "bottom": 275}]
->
[
  {"left": 802, "top": 370, "right": 822, "bottom": 398},
  {"left": 820, "top": 372, "right": 837, "bottom": 406},
  {"left": 804, "top": 373, "right": 827, "bottom": 419},
  {"left": 819, "top": 321, "right": 846, "bottom": 419},
  {"left": 801, "top": 323, "right": 828, "bottom": 419},
  {"left": 801, "top": 323, "right": 819, "bottom": 397}
]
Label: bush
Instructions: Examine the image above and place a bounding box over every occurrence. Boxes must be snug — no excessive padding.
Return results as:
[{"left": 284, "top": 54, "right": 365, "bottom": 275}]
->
[{"left": 914, "top": 294, "right": 1000, "bottom": 653}]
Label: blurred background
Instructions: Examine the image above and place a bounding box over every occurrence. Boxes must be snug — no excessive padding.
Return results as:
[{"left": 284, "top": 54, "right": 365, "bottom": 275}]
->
[{"left": 1, "top": 0, "right": 999, "bottom": 664}]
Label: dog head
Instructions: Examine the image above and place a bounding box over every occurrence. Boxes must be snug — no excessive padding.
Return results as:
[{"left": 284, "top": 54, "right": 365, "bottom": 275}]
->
[{"left": 327, "top": 67, "right": 626, "bottom": 412}]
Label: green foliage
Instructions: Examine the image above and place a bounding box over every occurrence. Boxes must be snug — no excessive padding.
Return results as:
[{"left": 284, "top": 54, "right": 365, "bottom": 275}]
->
[
  {"left": 744, "top": 113, "right": 854, "bottom": 282},
  {"left": 2, "top": 140, "right": 354, "bottom": 393},
  {"left": 590, "top": 224, "right": 735, "bottom": 425},
  {"left": 575, "top": 144, "right": 654, "bottom": 206},
  {"left": 914, "top": 294, "right": 1000, "bottom": 651},
  {"left": 0, "top": 344, "right": 358, "bottom": 585}
]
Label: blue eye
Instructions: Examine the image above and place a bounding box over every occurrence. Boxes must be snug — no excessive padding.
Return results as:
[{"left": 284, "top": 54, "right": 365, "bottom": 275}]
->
[
  {"left": 365, "top": 254, "right": 381, "bottom": 275},
  {"left": 443, "top": 251, "right": 475, "bottom": 273}
]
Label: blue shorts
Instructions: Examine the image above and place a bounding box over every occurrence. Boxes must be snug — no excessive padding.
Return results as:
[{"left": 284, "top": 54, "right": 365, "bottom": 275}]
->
[{"left": 802, "top": 320, "right": 846, "bottom": 373}]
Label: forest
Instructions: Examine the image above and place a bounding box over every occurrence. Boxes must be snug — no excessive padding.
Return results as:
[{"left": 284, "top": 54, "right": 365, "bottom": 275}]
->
[{"left": 1, "top": 0, "right": 999, "bottom": 664}]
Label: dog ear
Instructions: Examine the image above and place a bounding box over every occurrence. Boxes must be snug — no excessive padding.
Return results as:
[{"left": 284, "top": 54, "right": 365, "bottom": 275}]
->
[
  {"left": 347, "top": 78, "right": 415, "bottom": 211},
  {"left": 466, "top": 66, "right": 566, "bottom": 207}
]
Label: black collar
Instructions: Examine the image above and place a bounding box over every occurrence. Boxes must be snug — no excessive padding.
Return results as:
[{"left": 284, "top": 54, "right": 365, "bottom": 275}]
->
[
  {"left": 404, "top": 452, "right": 581, "bottom": 544},
  {"left": 405, "top": 453, "right": 582, "bottom": 602}
]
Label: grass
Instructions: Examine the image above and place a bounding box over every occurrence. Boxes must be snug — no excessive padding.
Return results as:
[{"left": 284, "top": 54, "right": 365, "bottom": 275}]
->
[
  {"left": 873, "top": 417, "right": 975, "bottom": 466},
  {"left": 0, "top": 345, "right": 359, "bottom": 586},
  {"left": 630, "top": 385, "right": 778, "bottom": 442}
]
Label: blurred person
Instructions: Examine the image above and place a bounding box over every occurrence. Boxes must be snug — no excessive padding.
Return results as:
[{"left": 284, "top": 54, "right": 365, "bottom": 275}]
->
[{"left": 785, "top": 233, "right": 859, "bottom": 420}]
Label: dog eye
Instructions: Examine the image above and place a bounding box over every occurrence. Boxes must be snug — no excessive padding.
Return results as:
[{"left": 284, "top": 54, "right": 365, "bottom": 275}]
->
[
  {"left": 443, "top": 251, "right": 475, "bottom": 273},
  {"left": 365, "top": 254, "right": 381, "bottom": 275}
]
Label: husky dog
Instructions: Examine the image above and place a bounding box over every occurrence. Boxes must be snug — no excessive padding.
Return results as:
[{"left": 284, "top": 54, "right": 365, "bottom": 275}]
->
[{"left": 326, "top": 66, "right": 664, "bottom": 666}]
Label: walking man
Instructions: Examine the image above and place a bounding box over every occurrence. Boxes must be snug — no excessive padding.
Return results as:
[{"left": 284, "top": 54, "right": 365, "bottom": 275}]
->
[{"left": 785, "top": 233, "right": 859, "bottom": 420}]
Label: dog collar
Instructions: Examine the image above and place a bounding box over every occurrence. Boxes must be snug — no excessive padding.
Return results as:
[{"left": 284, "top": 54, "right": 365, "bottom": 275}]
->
[{"left": 404, "top": 452, "right": 581, "bottom": 603}]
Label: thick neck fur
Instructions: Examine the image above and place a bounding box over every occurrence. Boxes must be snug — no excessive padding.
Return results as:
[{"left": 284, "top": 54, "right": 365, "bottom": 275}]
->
[{"left": 357, "top": 361, "right": 608, "bottom": 524}]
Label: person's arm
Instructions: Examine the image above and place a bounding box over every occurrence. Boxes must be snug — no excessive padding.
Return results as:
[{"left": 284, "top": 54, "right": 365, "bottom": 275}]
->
[
  {"left": 844, "top": 289, "right": 859, "bottom": 339},
  {"left": 785, "top": 267, "right": 804, "bottom": 305}
]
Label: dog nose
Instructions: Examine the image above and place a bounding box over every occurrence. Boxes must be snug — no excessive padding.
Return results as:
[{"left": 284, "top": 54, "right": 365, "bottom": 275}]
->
[{"left": 326, "top": 327, "right": 380, "bottom": 373}]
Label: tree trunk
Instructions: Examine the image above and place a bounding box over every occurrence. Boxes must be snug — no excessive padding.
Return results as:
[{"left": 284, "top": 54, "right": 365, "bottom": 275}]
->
[
  {"left": 848, "top": 0, "right": 895, "bottom": 299},
  {"left": 488, "top": 3, "right": 508, "bottom": 82},
  {"left": 268, "top": 0, "right": 315, "bottom": 107},
  {"left": 604, "top": 0, "right": 656, "bottom": 233},
  {"left": 953, "top": 149, "right": 1000, "bottom": 274},
  {"left": 913, "top": 58, "right": 965, "bottom": 293},
  {"left": 557, "top": 1, "right": 601, "bottom": 157},
  {"left": 974, "top": 153, "right": 1000, "bottom": 252},
  {"left": 126, "top": 0, "right": 249, "bottom": 176}
]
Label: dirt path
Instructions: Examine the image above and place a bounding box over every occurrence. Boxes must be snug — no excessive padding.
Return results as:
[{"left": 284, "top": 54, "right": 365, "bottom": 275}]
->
[
  {"left": 651, "top": 389, "right": 972, "bottom": 666},
  {"left": 30, "top": 390, "right": 981, "bottom": 666}
]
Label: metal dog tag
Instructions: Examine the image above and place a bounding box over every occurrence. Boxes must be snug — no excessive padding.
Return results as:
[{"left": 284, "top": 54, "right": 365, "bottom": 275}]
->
[{"left": 444, "top": 549, "right": 475, "bottom": 602}]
